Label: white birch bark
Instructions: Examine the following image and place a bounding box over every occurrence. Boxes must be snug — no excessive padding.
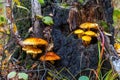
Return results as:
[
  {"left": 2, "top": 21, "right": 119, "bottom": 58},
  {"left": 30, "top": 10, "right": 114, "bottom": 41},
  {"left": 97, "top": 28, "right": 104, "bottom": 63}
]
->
[
  {"left": 31, "top": 0, "right": 42, "bottom": 37},
  {"left": 31, "top": 0, "right": 41, "bottom": 18}
]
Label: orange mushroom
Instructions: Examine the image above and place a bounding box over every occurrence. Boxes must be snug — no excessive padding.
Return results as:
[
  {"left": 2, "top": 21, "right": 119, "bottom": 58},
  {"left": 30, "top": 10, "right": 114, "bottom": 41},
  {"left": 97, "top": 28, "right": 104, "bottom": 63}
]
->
[
  {"left": 0, "top": 28, "right": 5, "bottom": 33},
  {"left": 22, "top": 45, "right": 42, "bottom": 58},
  {"left": 25, "top": 48, "right": 42, "bottom": 54},
  {"left": 0, "top": 44, "right": 3, "bottom": 51},
  {"left": 40, "top": 52, "right": 60, "bottom": 61},
  {"left": 0, "top": 44, "right": 3, "bottom": 54},
  {"left": 22, "top": 37, "right": 48, "bottom": 46}
]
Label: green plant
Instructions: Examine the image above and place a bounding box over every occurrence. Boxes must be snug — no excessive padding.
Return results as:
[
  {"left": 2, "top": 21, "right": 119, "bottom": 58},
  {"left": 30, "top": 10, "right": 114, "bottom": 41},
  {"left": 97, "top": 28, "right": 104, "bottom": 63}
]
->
[
  {"left": 7, "top": 71, "right": 28, "bottom": 80},
  {"left": 78, "top": 76, "right": 89, "bottom": 80},
  {"left": 42, "top": 16, "right": 54, "bottom": 25},
  {"left": 18, "top": 72, "right": 28, "bottom": 80},
  {"left": 7, "top": 71, "right": 17, "bottom": 79},
  {"left": 113, "top": 9, "right": 120, "bottom": 23},
  {"left": 0, "top": 15, "right": 6, "bottom": 26},
  {"left": 38, "top": 0, "right": 45, "bottom": 5},
  {"left": 104, "top": 69, "right": 118, "bottom": 80}
]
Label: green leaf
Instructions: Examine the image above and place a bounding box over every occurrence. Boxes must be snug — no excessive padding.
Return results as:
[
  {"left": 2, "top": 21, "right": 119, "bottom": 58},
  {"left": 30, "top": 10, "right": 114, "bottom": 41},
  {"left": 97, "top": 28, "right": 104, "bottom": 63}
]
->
[
  {"left": 78, "top": 76, "right": 89, "bottom": 80},
  {"left": 78, "top": 0, "right": 84, "bottom": 3},
  {"left": 0, "top": 4, "right": 3, "bottom": 7},
  {"left": 116, "top": 38, "right": 120, "bottom": 42},
  {"left": 104, "top": 70, "right": 112, "bottom": 80},
  {"left": 18, "top": 72, "right": 28, "bottom": 80},
  {"left": 60, "top": 3, "right": 70, "bottom": 9},
  {"left": 38, "top": 0, "right": 45, "bottom": 5},
  {"left": 0, "top": 15, "right": 6, "bottom": 26},
  {"left": 113, "top": 9, "right": 120, "bottom": 22},
  {"left": 99, "top": 20, "right": 109, "bottom": 32},
  {"left": 7, "top": 71, "right": 17, "bottom": 79},
  {"left": 42, "top": 16, "right": 54, "bottom": 25},
  {"left": 104, "top": 69, "right": 118, "bottom": 80}
]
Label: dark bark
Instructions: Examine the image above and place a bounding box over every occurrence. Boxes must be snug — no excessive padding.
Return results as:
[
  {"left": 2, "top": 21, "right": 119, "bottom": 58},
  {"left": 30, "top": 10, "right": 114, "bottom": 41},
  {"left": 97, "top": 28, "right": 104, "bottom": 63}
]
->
[{"left": 48, "top": 0, "right": 113, "bottom": 79}]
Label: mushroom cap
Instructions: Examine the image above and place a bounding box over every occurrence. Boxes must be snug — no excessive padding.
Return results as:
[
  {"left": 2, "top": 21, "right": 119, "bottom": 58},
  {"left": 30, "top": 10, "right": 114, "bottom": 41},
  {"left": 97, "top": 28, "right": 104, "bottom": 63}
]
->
[
  {"left": 22, "top": 45, "right": 33, "bottom": 51},
  {"left": 22, "top": 37, "right": 48, "bottom": 46},
  {"left": 40, "top": 52, "right": 60, "bottom": 61},
  {"left": 0, "top": 28, "right": 5, "bottom": 33},
  {"left": 84, "top": 31, "right": 97, "bottom": 37},
  {"left": 26, "top": 48, "right": 42, "bottom": 54},
  {"left": 0, "top": 44, "right": 3, "bottom": 51},
  {"left": 82, "top": 36, "right": 92, "bottom": 42},
  {"left": 114, "top": 43, "right": 120, "bottom": 53},
  {"left": 22, "top": 45, "right": 42, "bottom": 54},
  {"left": 74, "top": 29, "right": 84, "bottom": 34},
  {"left": 79, "top": 22, "right": 98, "bottom": 29}
]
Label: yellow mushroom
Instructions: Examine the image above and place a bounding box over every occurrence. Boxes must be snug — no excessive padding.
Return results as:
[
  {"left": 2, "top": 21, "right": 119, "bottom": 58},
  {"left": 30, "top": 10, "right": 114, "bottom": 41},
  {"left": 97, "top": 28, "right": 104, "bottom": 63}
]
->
[
  {"left": 114, "top": 43, "right": 120, "bottom": 54},
  {"left": 82, "top": 36, "right": 92, "bottom": 46},
  {"left": 22, "top": 37, "right": 48, "bottom": 46},
  {"left": 84, "top": 31, "right": 97, "bottom": 37},
  {"left": 74, "top": 29, "right": 84, "bottom": 38},
  {"left": 22, "top": 37, "right": 48, "bottom": 58},
  {"left": 79, "top": 22, "right": 98, "bottom": 30},
  {"left": 26, "top": 48, "right": 42, "bottom": 54},
  {"left": 22, "top": 45, "right": 42, "bottom": 58}
]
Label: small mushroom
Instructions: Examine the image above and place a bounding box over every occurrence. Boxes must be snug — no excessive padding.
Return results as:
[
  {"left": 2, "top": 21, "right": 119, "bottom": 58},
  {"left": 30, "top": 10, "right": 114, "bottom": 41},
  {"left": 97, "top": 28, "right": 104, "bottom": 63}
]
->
[
  {"left": 82, "top": 36, "right": 92, "bottom": 46},
  {"left": 84, "top": 31, "right": 97, "bottom": 37},
  {"left": 79, "top": 22, "right": 98, "bottom": 30},
  {"left": 22, "top": 45, "right": 42, "bottom": 58},
  {"left": 22, "top": 46, "right": 42, "bottom": 54},
  {"left": 22, "top": 37, "right": 48, "bottom": 46},
  {"left": 22, "top": 37, "right": 48, "bottom": 58},
  {"left": 74, "top": 29, "right": 84, "bottom": 38},
  {"left": 40, "top": 52, "right": 60, "bottom": 61},
  {"left": 114, "top": 43, "right": 120, "bottom": 54}
]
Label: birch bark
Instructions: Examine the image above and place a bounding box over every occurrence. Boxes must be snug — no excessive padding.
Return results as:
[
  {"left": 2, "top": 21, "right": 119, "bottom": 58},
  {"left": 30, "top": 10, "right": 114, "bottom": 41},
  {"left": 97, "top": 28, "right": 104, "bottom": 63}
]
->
[{"left": 31, "top": 0, "right": 42, "bottom": 37}]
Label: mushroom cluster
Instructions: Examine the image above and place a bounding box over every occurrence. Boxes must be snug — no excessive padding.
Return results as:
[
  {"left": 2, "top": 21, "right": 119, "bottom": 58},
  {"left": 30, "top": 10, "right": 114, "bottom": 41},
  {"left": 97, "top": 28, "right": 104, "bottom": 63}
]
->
[
  {"left": 74, "top": 22, "right": 98, "bottom": 46},
  {"left": 22, "top": 37, "right": 61, "bottom": 61},
  {"left": 22, "top": 37, "right": 48, "bottom": 58}
]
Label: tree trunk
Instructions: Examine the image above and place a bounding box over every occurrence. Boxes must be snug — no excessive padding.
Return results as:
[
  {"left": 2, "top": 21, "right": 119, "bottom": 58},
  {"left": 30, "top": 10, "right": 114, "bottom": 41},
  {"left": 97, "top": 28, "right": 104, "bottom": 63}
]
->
[{"left": 39, "top": 0, "right": 115, "bottom": 79}]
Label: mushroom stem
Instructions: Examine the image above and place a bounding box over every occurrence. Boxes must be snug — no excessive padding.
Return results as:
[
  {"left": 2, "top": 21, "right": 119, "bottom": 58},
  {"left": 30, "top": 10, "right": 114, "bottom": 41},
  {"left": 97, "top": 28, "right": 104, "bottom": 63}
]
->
[
  {"left": 83, "top": 40, "right": 91, "bottom": 46},
  {"left": 78, "top": 34, "right": 82, "bottom": 38},
  {"left": 50, "top": 61, "right": 55, "bottom": 64},
  {"left": 32, "top": 54, "right": 37, "bottom": 58},
  {"left": 82, "top": 36, "right": 92, "bottom": 46}
]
